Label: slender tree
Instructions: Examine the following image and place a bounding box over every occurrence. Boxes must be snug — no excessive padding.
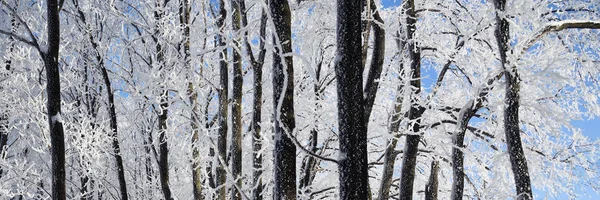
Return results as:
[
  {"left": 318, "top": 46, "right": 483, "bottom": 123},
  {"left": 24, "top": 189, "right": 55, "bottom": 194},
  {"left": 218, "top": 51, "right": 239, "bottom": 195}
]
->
[
  {"left": 398, "top": 0, "right": 425, "bottom": 199},
  {"left": 230, "top": 1, "right": 244, "bottom": 199},
  {"left": 400, "top": 0, "right": 425, "bottom": 200},
  {"left": 493, "top": 0, "right": 532, "bottom": 199},
  {"left": 72, "top": 0, "right": 129, "bottom": 198},
  {"left": 335, "top": 0, "right": 369, "bottom": 199},
  {"left": 177, "top": 0, "right": 204, "bottom": 199},
  {"left": 269, "top": 0, "right": 297, "bottom": 199},
  {"left": 215, "top": 0, "right": 229, "bottom": 199},
  {"left": 238, "top": 0, "right": 268, "bottom": 198},
  {"left": 425, "top": 161, "right": 439, "bottom": 200},
  {"left": 152, "top": 1, "right": 173, "bottom": 199}
]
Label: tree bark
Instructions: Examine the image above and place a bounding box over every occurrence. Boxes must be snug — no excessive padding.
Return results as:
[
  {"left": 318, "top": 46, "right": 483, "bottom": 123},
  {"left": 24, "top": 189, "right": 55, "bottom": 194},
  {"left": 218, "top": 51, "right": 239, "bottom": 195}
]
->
[
  {"left": 178, "top": 0, "right": 203, "bottom": 199},
  {"left": 215, "top": 0, "right": 229, "bottom": 199},
  {"left": 230, "top": 1, "right": 244, "bottom": 199},
  {"left": 153, "top": 1, "right": 173, "bottom": 199},
  {"left": 363, "top": 0, "right": 386, "bottom": 125},
  {"left": 398, "top": 0, "right": 425, "bottom": 199},
  {"left": 72, "top": 0, "right": 129, "bottom": 198},
  {"left": 377, "top": 85, "right": 403, "bottom": 200},
  {"left": 335, "top": 0, "right": 369, "bottom": 199},
  {"left": 239, "top": 0, "right": 268, "bottom": 198},
  {"left": 425, "top": 161, "right": 439, "bottom": 200},
  {"left": 493, "top": 0, "right": 533, "bottom": 199},
  {"left": 41, "top": 1, "right": 67, "bottom": 199},
  {"left": 269, "top": 0, "right": 297, "bottom": 199}
]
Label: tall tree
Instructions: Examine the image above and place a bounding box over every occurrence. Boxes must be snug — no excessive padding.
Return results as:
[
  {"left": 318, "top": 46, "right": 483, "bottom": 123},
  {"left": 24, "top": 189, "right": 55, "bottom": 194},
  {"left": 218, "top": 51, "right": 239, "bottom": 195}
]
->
[
  {"left": 493, "top": 0, "right": 532, "bottom": 199},
  {"left": 72, "top": 0, "right": 129, "bottom": 199},
  {"left": 238, "top": 0, "right": 268, "bottom": 198},
  {"left": 230, "top": 0, "right": 244, "bottom": 199},
  {"left": 215, "top": 0, "right": 229, "bottom": 199},
  {"left": 335, "top": 0, "right": 369, "bottom": 199},
  {"left": 269, "top": 0, "right": 297, "bottom": 199},
  {"left": 152, "top": 1, "right": 173, "bottom": 199},
  {"left": 398, "top": 0, "right": 425, "bottom": 199},
  {"left": 178, "top": 0, "right": 203, "bottom": 199}
]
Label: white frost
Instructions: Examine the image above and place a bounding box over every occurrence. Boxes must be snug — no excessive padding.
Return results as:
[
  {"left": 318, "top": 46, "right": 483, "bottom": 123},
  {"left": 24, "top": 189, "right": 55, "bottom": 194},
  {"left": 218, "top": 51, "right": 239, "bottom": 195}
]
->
[{"left": 51, "top": 113, "right": 63, "bottom": 124}]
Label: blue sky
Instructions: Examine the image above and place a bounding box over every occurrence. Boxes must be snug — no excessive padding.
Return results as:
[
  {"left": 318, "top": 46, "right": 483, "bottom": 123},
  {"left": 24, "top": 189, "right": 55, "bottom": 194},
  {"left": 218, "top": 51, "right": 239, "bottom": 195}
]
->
[{"left": 378, "top": 0, "right": 599, "bottom": 199}]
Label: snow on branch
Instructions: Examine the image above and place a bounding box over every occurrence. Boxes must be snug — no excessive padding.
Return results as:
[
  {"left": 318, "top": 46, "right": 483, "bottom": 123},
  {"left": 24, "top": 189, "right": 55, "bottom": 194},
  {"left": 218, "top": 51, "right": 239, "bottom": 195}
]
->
[
  {"left": 517, "top": 20, "right": 600, "bottom": 58},
  {"left": 0, "top": 0, "right": 42, "bottom": 53}
]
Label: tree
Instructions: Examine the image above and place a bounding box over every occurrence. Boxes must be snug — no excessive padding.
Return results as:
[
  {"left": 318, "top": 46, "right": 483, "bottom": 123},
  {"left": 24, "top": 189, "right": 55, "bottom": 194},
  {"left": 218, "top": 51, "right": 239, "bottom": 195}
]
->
[
  {"left": 492, "top": 0, "right": 533, "bottom": 199},
  {"left": 238, "top": 0, "right": 269, "bottom": 199},
  {"left": 230, "top": 0, "right": 244, "bottom": 199},
  {"left": 0, "top": 0, "right": 66, "bottom": 199},
  {"left": 0, "top": 0, "right": 599, "bottom": 199},
  {"left": 215, "top": 0, "right": 229, "bottom": 199},
  {"left": 334, "top": 0, "right": 369, "bottom": 199},
  {"left": 269, "top": 0, "right": 297, "bottom": 199},
  {"left": 71, "top": 0, "right": 129, "bottom": 198},
  {"left": 398, "top": 0, "right": 425, "bottom": 199}
]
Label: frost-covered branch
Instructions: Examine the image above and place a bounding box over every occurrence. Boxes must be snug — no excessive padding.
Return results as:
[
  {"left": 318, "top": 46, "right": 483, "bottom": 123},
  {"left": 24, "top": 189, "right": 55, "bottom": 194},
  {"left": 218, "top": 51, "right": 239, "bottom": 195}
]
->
[{"left": 518, "top": 20, "right": 600, "bottom": 59}]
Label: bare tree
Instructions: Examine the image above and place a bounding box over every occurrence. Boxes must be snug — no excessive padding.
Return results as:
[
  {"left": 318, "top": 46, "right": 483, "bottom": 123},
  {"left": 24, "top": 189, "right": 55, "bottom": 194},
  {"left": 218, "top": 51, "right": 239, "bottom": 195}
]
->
[
  {"left": 492, "top": 0, "right": 532, "bottom": 199},
  {"left": 335, "top": 0, "right": 369, "bottom": 199},
  {"left": 215, "top": 0, "right": 229, "bottom": 199},
  {"left": 398, "top": 0, "right": 425, "bottom": 199},
  {"left": 269, "top": 0, "right": 297, "bottom": 199},
  {"left": 230, "top": 1, "right": 244, "bottom": 199},
  {"left": 238, "top": 0, "right": 268, "bottom": 199}
]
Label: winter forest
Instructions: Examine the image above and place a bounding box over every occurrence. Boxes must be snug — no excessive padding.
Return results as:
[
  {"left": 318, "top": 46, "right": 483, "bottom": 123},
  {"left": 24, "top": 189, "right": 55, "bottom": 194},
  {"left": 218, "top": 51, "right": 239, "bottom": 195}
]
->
[{"left": 0, "top": 0, "right": 600, "bottom": 199}]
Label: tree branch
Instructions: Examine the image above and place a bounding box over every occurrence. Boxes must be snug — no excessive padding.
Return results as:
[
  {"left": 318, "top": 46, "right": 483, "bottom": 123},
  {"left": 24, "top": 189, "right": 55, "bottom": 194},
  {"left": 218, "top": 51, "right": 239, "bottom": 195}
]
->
[
  {"left": 517, "top": 20, "right": 600, "bottom": 58},
  {"left": 0, "top": 1, "right": 41, "bottom": 53}
]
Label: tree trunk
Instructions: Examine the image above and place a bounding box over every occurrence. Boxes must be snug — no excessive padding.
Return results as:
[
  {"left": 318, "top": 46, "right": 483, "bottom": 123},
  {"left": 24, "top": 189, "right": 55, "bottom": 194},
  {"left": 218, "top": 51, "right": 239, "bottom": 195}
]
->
[
  {"left": 493, "top": 0, "right": 533, "bottom": 199},
  {"left": 335, "top": 0, "right": 369, "bottom": 199},
  {"left": 43, "top": 1, "right": 67, "bottom": 199},
  {"left": 72, "top": 0, "right": 130, "bottom": 197},
  {"left": 215, "top": 0, "right": 229, "bottom": 199},
  {"left": 377, "top": 84, "right": 403, "bottom": 200},
  {"left": 269, "top": 0, "right": 297, "bottom": 199},
  {"left": 230, "top": 1, "right": 244, "bottom": 199},
  {"left": 241, "top": 1, "right": 268, "bottom": 198},
  {"left": 153, "top": 1, "right": 173, "bottom": 199},
  {"left": 425, "top": 161, "right": 439, "bottom": 200},
  {"left": 178, "top": 0, "right": 203, "bottom": 199},
  {"left": 450, "top": 103, "right": 475, "bottom": 200},
  {"left": 398, "top": 0, "right": 425, "bottom": 199},
  {"left": 363, "top": 0, "right": 386, "bottom": 125}
]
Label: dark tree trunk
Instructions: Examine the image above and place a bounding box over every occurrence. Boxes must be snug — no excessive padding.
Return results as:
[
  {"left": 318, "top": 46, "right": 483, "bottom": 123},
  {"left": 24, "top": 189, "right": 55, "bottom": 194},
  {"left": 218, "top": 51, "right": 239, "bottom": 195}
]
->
[
  {"left": 269, "top": 0, "right": 297, "bottom": 199},
  {"left": 178, "top": 0, "right": 203, "bottom": 199},
  {"left": 362, "top": 0, "right": 385, "bottom": 125},
  {"left": 377, "top": 84, "right": 403, "bottom": 200},
  {"left": 450, "top": 104, "right": 475, "bottom": 200},
  {"left": 425, "top": 161, "right": 439, "bottom": 200},
  {"left": 398, "top": 0, "right": 425, "bottom": 199},
  {"left": 335, "top": 0, "right": 369, "bottom": 199},
  {"left": 230, "top": 1, "right": 243, "bottom": 199},
  {"left": 41, "top": 1, "right": 67, "bottom": 199},
  {"left": 102, "top": 64, "right": 129, "bottom": 200},
  {"left": 157, "top": 93, "right": 173, "bottom": 200},
  {"left": 72, "top": 0, "right": 130, "bottom": 198},
  {"left": 493, "top": 0, "right": 532, "bottom": 199},
  {"left": 215, "top": 0, "right": 229, "bottom": 199},
  {"left": 240, "top": 1, "right": 268, "bottom": 198},
  {"left": 251, "top": 55, "right": 264, "bottom": 200},
  {"left": 153, "top": 1, "right": 173, "bottom": 199}
]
